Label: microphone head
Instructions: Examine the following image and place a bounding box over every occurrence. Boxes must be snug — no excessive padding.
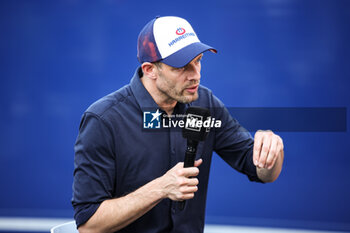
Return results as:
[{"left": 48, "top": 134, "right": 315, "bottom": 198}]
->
[{"left": 182, "top": 106, "right": 211, "bottom": 141}]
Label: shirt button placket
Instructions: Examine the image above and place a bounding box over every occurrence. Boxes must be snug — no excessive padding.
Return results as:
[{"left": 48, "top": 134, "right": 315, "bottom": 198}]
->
[{"left": 169, "top": 121, "right": 179, "bottom": 214}]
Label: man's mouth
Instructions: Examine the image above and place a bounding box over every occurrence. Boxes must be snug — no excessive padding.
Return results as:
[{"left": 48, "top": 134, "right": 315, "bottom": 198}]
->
[{"left": 185, "top": 85, "right": 199, "bottom": 93}]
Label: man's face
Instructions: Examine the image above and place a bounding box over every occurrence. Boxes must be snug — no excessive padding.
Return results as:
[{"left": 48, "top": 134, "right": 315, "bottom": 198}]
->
[{"left": 155, "top": 54, "right": 203, "bottom": 104}]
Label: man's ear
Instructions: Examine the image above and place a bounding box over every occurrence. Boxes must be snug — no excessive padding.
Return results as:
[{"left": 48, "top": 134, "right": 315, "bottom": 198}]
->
[{"left": 141, "top": 62, "right": 157, "bottom": 80}]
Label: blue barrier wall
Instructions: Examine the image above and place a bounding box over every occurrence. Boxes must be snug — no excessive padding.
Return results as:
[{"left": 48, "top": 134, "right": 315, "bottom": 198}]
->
[{"left": 0, "top": 0, "right": 349, "bottom": 231}]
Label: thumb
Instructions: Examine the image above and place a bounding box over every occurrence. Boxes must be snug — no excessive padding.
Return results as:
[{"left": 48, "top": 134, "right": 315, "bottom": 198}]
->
[{"left": 194, "top": 158, "right": 203, "bottom": 167}]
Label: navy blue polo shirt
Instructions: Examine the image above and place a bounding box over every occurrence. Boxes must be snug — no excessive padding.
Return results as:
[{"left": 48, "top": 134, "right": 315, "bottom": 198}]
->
[{"left": 72, "top": 67, "right": 262, "bottom": 232}]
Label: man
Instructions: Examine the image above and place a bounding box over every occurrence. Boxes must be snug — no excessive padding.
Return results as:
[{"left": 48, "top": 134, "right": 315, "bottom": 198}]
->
[{"left": 72, "top": 16, "right": 284, "bottom": 233}]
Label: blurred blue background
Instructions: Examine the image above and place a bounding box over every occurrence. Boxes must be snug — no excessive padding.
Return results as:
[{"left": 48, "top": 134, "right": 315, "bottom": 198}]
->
[{"left": 0, "top": 0, "right": 349, "bottom": 232}]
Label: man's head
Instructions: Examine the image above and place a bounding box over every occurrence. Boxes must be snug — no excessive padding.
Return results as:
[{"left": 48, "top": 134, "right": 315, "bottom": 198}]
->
[{"left": 137, "top": 16, "right": 216, "bottom": 106}]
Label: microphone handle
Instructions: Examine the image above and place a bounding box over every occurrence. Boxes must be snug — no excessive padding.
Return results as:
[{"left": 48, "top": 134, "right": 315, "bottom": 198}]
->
[
  {"left": 179, "top": 140, "right": 198, "bottom": 210},
  {"left": 184, "top": 148, "right": 196, "bottom": 168}
]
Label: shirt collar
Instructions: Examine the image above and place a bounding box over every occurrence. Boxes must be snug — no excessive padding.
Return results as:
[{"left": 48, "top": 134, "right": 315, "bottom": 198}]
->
[{"left": 130, "top": 67, "right": 188, "bottom": 115}]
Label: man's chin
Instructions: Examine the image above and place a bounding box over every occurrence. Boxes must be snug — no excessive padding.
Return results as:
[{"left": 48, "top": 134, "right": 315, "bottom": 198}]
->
[{"left": 179, "top": 93, "right": 199, "bottom": 104}]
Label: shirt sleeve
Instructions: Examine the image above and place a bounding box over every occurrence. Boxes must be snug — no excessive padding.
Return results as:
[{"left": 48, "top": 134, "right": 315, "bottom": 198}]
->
[
  {"left": 212, "top": 96, "right": 263, "bottom": 183},
  {"left": 72, "top": 112, "right": 116, "bottom": 227}
]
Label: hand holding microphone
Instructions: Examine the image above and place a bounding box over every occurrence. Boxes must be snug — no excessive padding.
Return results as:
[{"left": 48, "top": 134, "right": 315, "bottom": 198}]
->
[
  {"left": 159, "top": 107, "right": 211, "bottom": 209},
  {"left": 160, "top": 159, "right": 202, "bottom": 201},
  {"left": 179, "top": 106, "right": 211, "bottom": 210}
]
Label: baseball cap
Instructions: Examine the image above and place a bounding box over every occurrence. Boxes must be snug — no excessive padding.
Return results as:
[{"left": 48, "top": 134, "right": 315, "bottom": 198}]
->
[{"left": 137, "top": 16, "right": 217, "bottom": 68}]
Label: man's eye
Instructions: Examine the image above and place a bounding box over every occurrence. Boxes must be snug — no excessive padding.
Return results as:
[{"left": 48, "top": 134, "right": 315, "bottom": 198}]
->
[{"left": 174, "top": 67, "right": 185, "bottom": 72}]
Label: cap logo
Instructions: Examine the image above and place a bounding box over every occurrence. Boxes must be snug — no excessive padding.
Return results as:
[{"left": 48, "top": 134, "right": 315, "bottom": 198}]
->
[{"left": 176, "top": 27, "right": 186, "bottom": 35}]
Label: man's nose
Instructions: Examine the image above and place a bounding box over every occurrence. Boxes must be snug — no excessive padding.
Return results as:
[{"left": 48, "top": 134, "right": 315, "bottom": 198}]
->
[{"left": 186, "top": 62, "right": 201, "bottom": 81}]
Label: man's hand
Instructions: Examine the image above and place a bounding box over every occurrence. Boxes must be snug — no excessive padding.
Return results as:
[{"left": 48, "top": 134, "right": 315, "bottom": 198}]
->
[
  {"left": 160, "top": 159, "right": 202, "bottom": 201},
  {"left": 253, "top": 130, "right": 284, "bottom": 182},
  {"left": 78, "top": 159, "right": 203, "bottom": 233}
]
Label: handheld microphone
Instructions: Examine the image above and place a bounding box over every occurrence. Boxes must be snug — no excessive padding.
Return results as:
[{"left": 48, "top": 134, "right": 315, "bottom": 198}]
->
[{"left": 179, "top": 106, "right": 211, "bottom": 210}]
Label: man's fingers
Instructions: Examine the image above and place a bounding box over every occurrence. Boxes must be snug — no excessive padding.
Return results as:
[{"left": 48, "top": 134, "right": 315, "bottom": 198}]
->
[
  {"left": 165, "top": 160, "right": 202, "bottom": 201},
  {"left": 253, "top": 131, "right": 263, "bottom": 166},
  {"left": 179, "top": 193, "right": 195, "bottom": 200},
  {"left": 258, "top": 134, "right": 272, "bottom": 168},
  {"left": 266, "top": 137, "right": 278, "bottom": 169},
  {"left": 177, "top": 167, "right": 199, "bottom": 177},
  {"left": 253, "top": 130, "right": 284, "bottom": 170},
  {"left": 180, "top": 185, "right": 198, "bottom": 194},
  {"left": 187, "top": 177, "right": 199, "bottom": 186},
  {"left": 270, "top": 142, "right": 281, "bottom": 170}
]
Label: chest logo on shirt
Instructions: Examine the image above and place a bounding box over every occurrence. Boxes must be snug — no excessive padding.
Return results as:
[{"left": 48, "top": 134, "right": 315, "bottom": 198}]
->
[{"left": 143, "top": 109, "right": 162, "bottom": 129}]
